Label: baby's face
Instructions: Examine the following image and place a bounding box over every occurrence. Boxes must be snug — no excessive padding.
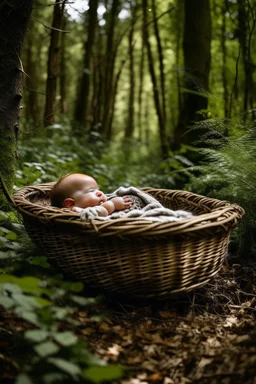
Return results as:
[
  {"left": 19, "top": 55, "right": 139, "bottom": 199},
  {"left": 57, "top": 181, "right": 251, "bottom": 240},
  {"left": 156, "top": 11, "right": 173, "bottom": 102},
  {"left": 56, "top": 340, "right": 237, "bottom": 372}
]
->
[{"left": 69, "top": 175, "right": 107, "bottom": 208}]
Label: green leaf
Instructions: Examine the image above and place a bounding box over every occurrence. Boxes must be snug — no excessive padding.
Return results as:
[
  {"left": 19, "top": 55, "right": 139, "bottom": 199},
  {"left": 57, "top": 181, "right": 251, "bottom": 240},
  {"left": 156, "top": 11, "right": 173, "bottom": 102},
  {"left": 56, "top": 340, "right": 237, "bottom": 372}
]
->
[
  {"left": 83, "top": 365, "right": 124, "bottom": 383},
  {"left": 47, "top": 357, "right": 81, "bottom": 377},
  {"left": 0, "top": 211, "right": 8, "bottom": 221},
  {"left": 1, "top": 283, "right": 22, "bottom": 294},
  {"left": 15, "top": 373, "right": 33, "bottom": 384},
  {"left": 0, "top": 296, "right": 14, "bottom": 309},
  {"left": 41, "top": 373, "right": 68, "bottom": 384},
  {"left": 16, "top": 309, "right": 39, "bottom": 326},
  {"left": 12, "top": 293, "right": 41, "bottom": 310},
  {"left": 31, "top": 256, "right": 50, "bottom": 268},
  {"left": 0, "top": 251, "right": 9, "bottom": 259},
  {"left": 5, "top": 231, "right": 17, "bottom": 240},
  {"left": 34, "top": 297, "right": 52, "bottom": 307},
  {"left": 34, "top": 341, "right": 59, "bottom": 357},
  {"left": 53, "top": 331, "right": 78, "bottom": 347},
  {"left": 25, "top": 329, "right": 49, "bottom": 343},
  {"left": 71, "top": 295, "right": 96, "bottom": 306}
]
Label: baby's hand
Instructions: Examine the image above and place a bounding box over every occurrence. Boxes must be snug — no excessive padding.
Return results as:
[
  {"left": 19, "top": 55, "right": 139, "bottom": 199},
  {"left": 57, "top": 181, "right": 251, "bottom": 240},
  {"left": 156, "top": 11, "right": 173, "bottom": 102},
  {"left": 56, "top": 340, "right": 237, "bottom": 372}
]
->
[
  {"left": 111, "top": 196, "right": 132, "bottom": 211},
  {"left": 72, "top": 206, "right": 83, "bottom": 213}
]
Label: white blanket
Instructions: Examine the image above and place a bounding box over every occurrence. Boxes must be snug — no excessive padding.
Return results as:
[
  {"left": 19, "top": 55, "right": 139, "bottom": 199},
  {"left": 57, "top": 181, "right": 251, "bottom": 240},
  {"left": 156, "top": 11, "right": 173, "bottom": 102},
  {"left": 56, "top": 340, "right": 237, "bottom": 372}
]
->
[{"left": 80, "top": 186, "right": 193, "bottom": 222}]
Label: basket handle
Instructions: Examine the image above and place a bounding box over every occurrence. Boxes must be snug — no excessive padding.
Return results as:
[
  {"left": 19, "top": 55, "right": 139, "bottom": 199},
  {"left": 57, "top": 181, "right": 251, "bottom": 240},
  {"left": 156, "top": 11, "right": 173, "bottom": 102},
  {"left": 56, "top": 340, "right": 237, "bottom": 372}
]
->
[{"left": 0, "top": 172, "right": 16, "bottom": 208}]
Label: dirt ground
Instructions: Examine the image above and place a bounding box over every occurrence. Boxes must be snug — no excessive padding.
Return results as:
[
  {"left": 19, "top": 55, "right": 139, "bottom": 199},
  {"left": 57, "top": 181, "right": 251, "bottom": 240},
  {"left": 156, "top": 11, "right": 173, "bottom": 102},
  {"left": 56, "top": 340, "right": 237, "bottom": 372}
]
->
[{"left": 1, "top": 263, "right": 256, "bottom": 384}]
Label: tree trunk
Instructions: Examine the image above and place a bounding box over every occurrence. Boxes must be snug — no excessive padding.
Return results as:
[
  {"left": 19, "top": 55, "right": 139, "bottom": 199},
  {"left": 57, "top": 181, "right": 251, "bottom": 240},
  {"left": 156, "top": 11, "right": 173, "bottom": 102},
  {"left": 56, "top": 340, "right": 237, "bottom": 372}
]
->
[
  {"left": 174, "top": 0, "right": 212, "bottom": 149},
  {"left": 137, "top": 42, "right": 145, "bottom": 142},
  {"left": 152, "top": 0, "right": 166, "bottom": 124},
  {"left": 142, "top": 0, "right": 168, "bottom": 159},
  {"left": 60, "top": 9, "right": 67, "bottom": 115},
  {"left": 44, "top": 0, "right": 64, "bottom": 127},
  {"left": 0, "top": 0, "right": 33, "bottom": 196},
  {"left": 237, "top": 0, "right": 255, "bottom": 118},
  {"left": 73, "top": 0, "right": 99, "bottom": 130},
  {"left": 24, "top": 31, "right": 40, "bottom": 127},
  {"left": 124, "top": 5, "right": 136, "bottom": 139},
  {"left": 221, "top": 0, "right": 229, "bottom": 118},
  {"left": 102, "top": 0, "right": 121, "bottom": 139}
]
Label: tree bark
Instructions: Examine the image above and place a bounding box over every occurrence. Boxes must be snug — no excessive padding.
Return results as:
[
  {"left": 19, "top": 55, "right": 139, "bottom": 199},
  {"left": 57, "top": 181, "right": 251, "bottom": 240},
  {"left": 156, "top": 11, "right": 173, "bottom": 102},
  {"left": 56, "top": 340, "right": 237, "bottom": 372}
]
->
[
  {"left": 124, "top": 5, "right": 136, "bottom": 139},
  {"left": 174, "top": 0, "right": 212, "bottom": 149},
  {"left": 60, "top": 9, "right": 67, "bottom": 115},
  {"left": 237, "top": 0, "right": 255, "bottom": 118},
  {"left": 24, "top": 30, "right": 40, "bottom": 127},
  {"left": 142, "top": 0, "right": 168, "bottom": 159},
  {"left": 0, "top": 0, "right": 34, "bottom": 196},
  {"left": 73, "top": 0, "right": 99, "bottom": 130},
  {"left": 44, "top": 0, "right": 64, "bottom": 127},
  {"left": 221, "top": 0, "right": 229, "bottom": 118}
]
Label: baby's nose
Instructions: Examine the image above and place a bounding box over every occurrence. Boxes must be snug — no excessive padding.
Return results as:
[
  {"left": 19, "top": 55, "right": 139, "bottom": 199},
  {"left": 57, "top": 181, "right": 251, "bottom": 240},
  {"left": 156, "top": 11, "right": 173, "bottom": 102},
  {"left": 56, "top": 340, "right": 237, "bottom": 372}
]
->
[{"left": 96, "top": 190, "right": 103, "bottom": 196}]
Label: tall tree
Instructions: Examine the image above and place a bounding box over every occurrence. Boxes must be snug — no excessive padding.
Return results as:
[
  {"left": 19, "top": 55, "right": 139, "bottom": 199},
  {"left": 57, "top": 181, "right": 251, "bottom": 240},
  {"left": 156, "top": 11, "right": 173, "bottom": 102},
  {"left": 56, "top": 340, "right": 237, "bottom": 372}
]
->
[
  {"left": 44, "top": 0, "right": 65, "bottom": 127},
  {"left": 102, "top": 0, "right": 123, "bottom": 140},
  {"left": 124, "top": 2, "right": 136, "bottom": 139},
  {"left": 237, "top": 0, "right": 255, "bottom": 118},
  {"left": 73, "top": 0, "right": 99, "bottom": 130},
  {"left": 142, "top": 0, "right": 169, "bottom": 159},
  {"left": 174, "top": 0, "right": 212, "bottom": 149},
  {"left": 0, "top": 0, "right": 34, "bottom": 196}
]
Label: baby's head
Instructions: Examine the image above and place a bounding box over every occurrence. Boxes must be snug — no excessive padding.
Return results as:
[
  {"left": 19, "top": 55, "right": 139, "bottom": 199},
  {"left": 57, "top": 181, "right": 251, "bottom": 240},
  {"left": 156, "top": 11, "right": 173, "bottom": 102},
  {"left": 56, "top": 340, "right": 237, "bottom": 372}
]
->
[{"left": 50, "top": 173, "right": 107, "bottom": 208}]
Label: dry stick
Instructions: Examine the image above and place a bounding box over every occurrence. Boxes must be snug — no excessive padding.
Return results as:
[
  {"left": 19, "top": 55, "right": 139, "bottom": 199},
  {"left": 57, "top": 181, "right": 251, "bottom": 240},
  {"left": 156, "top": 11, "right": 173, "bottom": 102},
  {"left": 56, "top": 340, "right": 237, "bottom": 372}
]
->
[{"left": 31, "top": 16, "right": 69, "bottom": 33}]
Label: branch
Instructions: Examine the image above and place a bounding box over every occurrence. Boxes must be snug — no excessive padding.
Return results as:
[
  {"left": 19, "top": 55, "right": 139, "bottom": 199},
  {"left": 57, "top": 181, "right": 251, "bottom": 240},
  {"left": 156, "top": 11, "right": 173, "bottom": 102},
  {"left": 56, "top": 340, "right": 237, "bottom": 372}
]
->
[
  {"left": 145, "top": 6, "right": 175, "bottom": 28},
  {"left": 33, "top": 1, "right": 73, "bottom": 9},
  {"left": 31, "top": 16, "right": 69, "bottom": 33}
]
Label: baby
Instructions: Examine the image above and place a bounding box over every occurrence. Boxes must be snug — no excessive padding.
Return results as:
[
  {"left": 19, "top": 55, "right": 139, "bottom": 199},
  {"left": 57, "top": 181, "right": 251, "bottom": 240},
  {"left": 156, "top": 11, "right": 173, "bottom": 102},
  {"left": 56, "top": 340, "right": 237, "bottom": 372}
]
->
[{"left": 50, "top": 173, "right": 133, "bottom": 216}]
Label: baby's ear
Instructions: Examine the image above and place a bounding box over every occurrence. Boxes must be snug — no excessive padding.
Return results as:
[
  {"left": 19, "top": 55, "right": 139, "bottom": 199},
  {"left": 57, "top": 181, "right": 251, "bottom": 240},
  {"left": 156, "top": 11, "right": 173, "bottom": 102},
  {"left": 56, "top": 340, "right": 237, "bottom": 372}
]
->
[{"left": 64, "top": 198, "right": 75, "bottom": 208}]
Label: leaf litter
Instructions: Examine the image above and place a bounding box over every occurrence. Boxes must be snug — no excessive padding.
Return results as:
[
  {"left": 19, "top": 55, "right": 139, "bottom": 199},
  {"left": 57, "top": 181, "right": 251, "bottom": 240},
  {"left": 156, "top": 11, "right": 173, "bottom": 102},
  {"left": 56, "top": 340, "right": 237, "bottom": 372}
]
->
[{"left": 1, "top": 262, "right": 256, "bottom": 384}]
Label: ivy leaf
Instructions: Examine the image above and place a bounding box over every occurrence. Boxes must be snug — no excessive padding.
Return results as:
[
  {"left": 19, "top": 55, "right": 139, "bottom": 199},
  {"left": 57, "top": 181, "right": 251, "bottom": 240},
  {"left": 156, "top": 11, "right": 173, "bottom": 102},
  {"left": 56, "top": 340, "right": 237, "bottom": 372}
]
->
[
  {"left": 83, "top": 365, "right": 124, "bottom": 383},
  {"left": 25, "top": 329, "right": 49, "bottom": 343},
  {"left": 34, "top": 341, "right": 60, "bottom": 357},
  {"left": 47, "top": 357, "right": 81, "bottom": 377},
  {"left": 53, "top": 331, "right": 78, "bottom": 347}
]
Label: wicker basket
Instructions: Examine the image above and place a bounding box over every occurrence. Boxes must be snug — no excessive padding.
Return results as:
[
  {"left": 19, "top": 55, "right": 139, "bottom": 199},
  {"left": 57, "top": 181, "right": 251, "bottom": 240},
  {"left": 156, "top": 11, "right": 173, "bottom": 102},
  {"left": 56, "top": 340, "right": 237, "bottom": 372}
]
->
[{"left": 13, "top": 183, "right": 244, "bottom": 299}]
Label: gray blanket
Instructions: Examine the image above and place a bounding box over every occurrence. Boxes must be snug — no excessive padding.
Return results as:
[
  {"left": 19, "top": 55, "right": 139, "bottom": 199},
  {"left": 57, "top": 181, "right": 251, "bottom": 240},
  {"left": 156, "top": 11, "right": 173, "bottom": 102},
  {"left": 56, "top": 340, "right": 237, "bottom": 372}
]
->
[{"left": 80, "top": 186, "right": 193, "bottom": 222}]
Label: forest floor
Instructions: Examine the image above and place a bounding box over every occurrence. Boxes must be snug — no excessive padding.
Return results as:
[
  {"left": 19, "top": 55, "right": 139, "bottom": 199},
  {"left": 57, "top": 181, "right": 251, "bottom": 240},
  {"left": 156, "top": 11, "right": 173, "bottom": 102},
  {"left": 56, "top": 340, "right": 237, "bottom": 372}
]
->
[{"left": 1, "top": 262, "right": 256, "bottom": 384}]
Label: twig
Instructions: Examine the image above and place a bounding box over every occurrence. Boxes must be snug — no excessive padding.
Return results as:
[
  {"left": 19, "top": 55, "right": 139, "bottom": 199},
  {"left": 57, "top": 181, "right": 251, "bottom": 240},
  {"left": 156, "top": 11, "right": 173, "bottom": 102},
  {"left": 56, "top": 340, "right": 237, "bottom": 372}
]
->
[
  {"left": 31, "top": 16, "right": 69, "bottom": 33},
  {"left": 23, "top": 86, "right": 46, "bottom": 96},
  {"left": 145, "top": 6, "right": 175, "bottom": 27},
  {"left": 229, "top": 304, "right": 256, "bottom": 312},
  {"left": 33, "top": 1, "right": 73, "bottom": 8}
]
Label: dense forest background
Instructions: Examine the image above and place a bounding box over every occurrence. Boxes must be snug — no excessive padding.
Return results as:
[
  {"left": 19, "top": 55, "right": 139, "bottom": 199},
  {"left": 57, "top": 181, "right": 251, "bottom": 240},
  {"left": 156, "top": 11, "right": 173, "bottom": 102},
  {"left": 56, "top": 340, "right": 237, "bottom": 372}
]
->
[
  {"left": 15, "top": 0, "right": 256, "bottom": 257},
  {"left": 1, "top": 0, "right": 256, "bottom": 383}
]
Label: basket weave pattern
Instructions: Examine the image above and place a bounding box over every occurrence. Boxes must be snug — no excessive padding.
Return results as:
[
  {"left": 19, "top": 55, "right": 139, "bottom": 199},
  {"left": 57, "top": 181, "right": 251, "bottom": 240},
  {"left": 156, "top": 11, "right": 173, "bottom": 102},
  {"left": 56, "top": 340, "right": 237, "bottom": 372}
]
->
[{"left": 13, "top": 183, "right": 244, "bottom": 298}]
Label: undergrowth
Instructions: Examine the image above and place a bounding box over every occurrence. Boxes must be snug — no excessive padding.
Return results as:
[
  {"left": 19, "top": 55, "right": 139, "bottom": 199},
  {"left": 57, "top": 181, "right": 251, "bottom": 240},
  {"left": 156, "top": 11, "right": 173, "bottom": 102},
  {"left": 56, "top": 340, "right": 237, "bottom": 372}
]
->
[{"left": 186, "top": 118, "right": 256, "bottom": 259}]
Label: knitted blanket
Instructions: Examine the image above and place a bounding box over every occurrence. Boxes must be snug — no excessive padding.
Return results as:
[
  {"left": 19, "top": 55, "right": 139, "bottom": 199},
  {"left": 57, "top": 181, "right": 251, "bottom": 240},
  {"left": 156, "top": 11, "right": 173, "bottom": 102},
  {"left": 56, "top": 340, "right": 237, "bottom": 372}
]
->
[{"left": 80, "top": 186, "right": 193, "bottom": 222}]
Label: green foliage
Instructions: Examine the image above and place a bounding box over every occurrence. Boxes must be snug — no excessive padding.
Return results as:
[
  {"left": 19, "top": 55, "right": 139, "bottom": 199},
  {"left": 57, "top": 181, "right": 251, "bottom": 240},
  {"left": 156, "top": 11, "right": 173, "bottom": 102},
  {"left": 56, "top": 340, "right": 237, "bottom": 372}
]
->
[
  {"left": 186, "top": 119, "right": 256, "bottom": 258},
  {"left": 0, "top": 209, "right": 124, "bottom": 383},
  {"left": 0, "top": 124, "right": 193, "bottom": 383},
  {"left": 16, "top": 128, "right": 190, "bottom": 191}
]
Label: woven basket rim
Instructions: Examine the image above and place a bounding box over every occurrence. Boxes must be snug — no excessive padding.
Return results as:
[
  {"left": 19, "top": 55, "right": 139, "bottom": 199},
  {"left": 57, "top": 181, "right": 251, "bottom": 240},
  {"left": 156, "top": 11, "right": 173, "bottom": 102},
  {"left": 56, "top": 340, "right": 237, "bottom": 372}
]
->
[{"left": 12, "top": 183, "right": 244, "bottom": 238}]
